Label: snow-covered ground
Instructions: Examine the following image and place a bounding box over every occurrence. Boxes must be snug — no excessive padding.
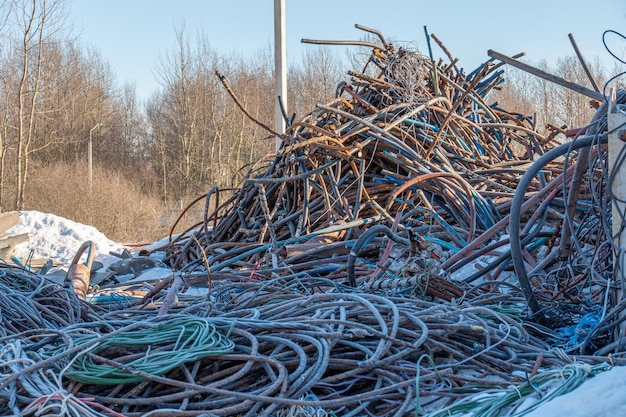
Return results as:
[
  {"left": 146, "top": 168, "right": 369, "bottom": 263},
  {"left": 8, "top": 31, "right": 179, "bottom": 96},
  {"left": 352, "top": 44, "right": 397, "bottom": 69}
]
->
[
  {"left": 525, "top": 364, "right": 626, "bottom": 416},
  {"left": 6, "top": 210, "right": 626, "bottom": 416},
  {"left": 9, "top": 210, "right": 126, "bottom": 269}
]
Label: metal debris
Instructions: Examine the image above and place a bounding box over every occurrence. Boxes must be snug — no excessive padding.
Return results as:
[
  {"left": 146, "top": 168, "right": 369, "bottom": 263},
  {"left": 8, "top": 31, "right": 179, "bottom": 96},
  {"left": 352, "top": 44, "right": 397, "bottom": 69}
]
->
[{"left": 2, "top": 24, "right": 626, "bottom": 417}]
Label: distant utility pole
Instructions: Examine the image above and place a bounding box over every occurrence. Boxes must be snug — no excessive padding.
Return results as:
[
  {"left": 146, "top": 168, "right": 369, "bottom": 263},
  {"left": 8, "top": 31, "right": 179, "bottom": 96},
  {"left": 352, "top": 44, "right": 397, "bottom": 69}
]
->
[
  {"left": 88, "top": 122, "right": 102, "bottom": 195},
  {"left": 274, "top": 0, "right": 286, "bottom": 152},
  {"left": 88, "top": 122, "right": 102, "bottom": 225}
]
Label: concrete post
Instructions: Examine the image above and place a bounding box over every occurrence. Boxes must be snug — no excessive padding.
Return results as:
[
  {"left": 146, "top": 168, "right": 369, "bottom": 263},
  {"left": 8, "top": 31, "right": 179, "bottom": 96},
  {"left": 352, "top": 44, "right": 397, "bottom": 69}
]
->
[{"left": 274, "top": 0, "right": 286, "bottom": 151}]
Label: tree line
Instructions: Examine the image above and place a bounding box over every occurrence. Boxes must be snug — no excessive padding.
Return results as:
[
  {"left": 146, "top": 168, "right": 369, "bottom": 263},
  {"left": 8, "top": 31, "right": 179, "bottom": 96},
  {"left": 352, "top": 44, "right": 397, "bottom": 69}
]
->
[{"left": 0, "top": 0, "right": 621, "bottom": 237}]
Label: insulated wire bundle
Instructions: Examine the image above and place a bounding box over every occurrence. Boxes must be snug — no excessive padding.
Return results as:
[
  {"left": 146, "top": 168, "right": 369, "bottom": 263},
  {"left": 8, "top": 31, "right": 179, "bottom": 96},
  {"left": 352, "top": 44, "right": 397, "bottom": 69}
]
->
[
  {"left": 0, "top": 264, "right": 619, "bottom": 416},
  {"left": 56, "top": 315, "right": 235, "bottom": 385},
  {"left": 35, "top": 283, "right": 565, "bottom": 416}
]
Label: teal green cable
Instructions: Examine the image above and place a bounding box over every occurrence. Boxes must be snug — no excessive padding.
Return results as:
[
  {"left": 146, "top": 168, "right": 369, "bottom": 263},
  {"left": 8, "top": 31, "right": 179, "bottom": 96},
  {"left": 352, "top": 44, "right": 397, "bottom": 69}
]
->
[{"left": 59, "top": 316, "right": 235, "bottom": 385}]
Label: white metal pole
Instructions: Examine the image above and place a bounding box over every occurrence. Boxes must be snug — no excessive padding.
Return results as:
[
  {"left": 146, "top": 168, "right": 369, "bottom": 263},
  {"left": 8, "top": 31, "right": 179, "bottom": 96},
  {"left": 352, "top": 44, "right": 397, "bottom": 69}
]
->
[
  {"left": 609, "top": 88, "right": 626, "bottom": 339},
  {"left": 88, "top": 123, "right": 102, "bottom": 194},
  {"left": 274, "top": 0, "right": 286, "bottom": 152},
  {"left": 88, "top": 132, "right": 92, "bottom": 190}
]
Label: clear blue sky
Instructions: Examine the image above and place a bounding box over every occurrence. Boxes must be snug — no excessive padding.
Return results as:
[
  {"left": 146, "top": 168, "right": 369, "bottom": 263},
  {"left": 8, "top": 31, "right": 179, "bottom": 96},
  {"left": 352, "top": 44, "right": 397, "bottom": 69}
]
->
[{"left": 69, "top": 0, "right": 626, "bottom": 102}]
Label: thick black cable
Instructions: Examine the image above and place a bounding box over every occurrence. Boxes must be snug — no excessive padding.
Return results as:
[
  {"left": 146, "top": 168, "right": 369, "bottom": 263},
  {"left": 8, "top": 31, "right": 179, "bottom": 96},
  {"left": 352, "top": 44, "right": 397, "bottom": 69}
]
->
[
  {"left": 347, "top": 224, "right": 410, "bottom": 287},
  {"left": 509, "top": 134, "right": 608, "bottom": 321}
]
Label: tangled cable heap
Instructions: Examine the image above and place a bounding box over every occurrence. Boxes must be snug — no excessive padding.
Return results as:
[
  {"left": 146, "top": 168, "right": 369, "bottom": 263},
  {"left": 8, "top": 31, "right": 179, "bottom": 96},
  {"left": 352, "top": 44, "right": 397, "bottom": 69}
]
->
[{"left": 2, "top": 25, "right": 626, "bottom": 417}]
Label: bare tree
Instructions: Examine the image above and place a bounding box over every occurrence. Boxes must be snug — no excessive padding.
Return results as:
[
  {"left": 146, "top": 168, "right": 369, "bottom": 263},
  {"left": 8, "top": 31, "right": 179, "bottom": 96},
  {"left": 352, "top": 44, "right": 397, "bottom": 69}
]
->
[
  {"left": 148, "top": 25, "right": 277, "bottom": 203},
  {"left": 550, "top": 55, "right": 597, "bottom": 130},
  {"left": 152, "top": 24, "right": 196, "bottom": 200},
  {"left": 490, "top": 66, "right": 536, "bottom": 121},
  {"left": 493, "top": 54, "right": 609, "bottom": 139},
  {"left": 5, "top": 0, "right": 69, "bottom": 209},
  {"left": 224, "top": 46, "right": 274, "bottom": 183},
  {"left": 0, "top": 3, "right": 11, "bottom": 210},
  {"left": 289, "top": 46, "right": 346, "bottom": 119}
]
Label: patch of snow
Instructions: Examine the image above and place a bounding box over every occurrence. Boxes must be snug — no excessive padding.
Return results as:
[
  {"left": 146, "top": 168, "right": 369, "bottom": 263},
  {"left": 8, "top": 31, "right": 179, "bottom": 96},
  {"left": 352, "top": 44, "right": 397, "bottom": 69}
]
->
[
  {"left": 8, "top": 210, "right": 126, "bottom": 269},
  {"left": 525, "top": 366, "right": 626, "bottom": 417}
]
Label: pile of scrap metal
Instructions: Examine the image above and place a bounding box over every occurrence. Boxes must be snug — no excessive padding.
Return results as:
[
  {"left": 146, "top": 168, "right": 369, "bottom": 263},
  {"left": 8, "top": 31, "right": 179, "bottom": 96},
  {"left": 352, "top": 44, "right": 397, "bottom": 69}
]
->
[{"left": 2, "top": 24, "right": 626, "bottom": 417}]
